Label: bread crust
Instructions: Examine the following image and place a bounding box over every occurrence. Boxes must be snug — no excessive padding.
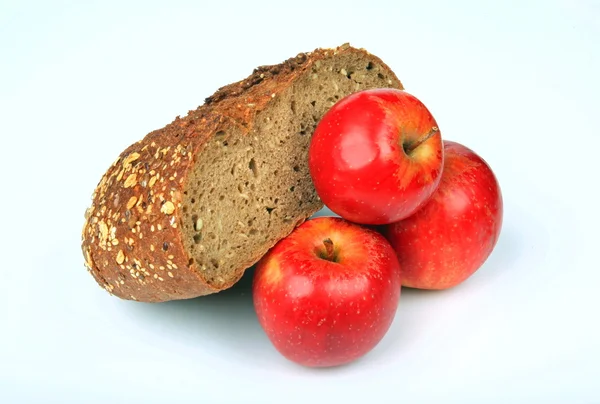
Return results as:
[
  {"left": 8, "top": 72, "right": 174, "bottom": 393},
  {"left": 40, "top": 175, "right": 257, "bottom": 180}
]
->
[{"left": 81, "top": 43, "right": 403, "bottom": 302}]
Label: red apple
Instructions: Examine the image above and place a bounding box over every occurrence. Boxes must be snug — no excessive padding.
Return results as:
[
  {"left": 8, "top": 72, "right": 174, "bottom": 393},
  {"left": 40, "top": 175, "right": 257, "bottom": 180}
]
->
[
  {"left": 252, "top": 216, "right": 401, "bottom": 368},
  {"left": 383, "top": 140, "right": 503, "bottom": 289},
  {"left": 308, "top": 88, "right": 444, "bottom": 225}
]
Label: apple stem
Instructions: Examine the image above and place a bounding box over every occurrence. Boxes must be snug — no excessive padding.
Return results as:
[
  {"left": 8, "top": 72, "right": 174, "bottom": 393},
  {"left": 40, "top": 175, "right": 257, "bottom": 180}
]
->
[
  {"left": 404, "top": 126, "right": 439, "bottom": 154},
  {"left": 323, "top": 238, "right": 335, "bottom": 261}
]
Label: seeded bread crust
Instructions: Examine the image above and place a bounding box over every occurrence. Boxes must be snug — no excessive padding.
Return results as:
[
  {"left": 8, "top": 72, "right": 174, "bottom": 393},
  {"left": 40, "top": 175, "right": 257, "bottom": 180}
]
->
[{"left": 81, "top": 43, "right": 403, "bottom": 302}]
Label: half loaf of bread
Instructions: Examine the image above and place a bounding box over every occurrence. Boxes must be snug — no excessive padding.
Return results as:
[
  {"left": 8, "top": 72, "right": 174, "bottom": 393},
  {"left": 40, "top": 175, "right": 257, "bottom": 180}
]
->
[{"left": 81, "top": 43, "right": 403, "bottom": 302}]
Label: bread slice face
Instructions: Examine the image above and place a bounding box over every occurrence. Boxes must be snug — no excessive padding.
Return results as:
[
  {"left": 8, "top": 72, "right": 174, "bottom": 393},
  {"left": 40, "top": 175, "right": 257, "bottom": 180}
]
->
[{"left": 81, "top": 44, "right": 403, "bottom": 302}]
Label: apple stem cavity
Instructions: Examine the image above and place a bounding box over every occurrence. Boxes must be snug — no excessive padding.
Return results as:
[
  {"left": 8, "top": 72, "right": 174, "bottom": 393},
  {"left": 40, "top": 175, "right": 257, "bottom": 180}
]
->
[
  {"left": 404, "top": 126, "right": 439, "bottom": 154},
  {"left": 322, "top": 238, "right": 337, "bottom": 262}
]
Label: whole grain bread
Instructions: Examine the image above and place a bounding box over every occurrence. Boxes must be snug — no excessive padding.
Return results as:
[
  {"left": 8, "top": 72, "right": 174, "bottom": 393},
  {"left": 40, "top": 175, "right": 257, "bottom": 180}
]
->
[{"left": 81, "top": 43, "right": 403, "bottom": 302}]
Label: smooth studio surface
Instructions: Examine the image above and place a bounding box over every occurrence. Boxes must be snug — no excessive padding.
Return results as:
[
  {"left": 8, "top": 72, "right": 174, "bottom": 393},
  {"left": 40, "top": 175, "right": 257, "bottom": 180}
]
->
[{"left": 1, "top": 1, "right": 598, "bottom": 403}]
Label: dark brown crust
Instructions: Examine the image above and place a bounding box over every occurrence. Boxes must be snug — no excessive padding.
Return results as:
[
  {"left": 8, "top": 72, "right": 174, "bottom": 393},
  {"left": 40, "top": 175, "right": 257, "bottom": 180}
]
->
[{"left": 81, "top": 43, "right": 403, "bottom": 302}]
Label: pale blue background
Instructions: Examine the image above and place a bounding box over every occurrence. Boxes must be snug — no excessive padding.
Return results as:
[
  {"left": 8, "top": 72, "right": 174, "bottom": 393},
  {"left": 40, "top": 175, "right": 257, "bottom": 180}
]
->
[{"left": 1, "top": 0, "right": 598, "bottom": 403}]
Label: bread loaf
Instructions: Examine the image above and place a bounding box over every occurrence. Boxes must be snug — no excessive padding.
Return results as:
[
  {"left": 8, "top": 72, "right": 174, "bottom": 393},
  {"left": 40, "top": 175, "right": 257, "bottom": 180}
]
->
[{"left": 81, "top": 43, "right": 403, "bottom": 302}]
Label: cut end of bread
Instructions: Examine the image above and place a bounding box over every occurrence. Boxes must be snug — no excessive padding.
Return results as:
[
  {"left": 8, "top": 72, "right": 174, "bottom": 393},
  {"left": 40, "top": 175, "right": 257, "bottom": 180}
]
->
[
  {"left": 181, "top": 50, "right": 402, "bottom": 290},
  {"left": 81, "top": 44, "right": 403, "bottom": 302}
]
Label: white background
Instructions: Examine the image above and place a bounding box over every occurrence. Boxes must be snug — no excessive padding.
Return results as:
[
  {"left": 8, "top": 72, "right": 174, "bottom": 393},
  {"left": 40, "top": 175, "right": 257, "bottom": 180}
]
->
[{"left": 1, "top": 0, "right": 599, "bottom": 403}]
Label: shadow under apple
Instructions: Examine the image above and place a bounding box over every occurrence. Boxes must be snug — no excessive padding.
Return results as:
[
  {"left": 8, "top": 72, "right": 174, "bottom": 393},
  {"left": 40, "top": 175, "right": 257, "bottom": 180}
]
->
[{"left": 369, "top": 222, "right": 523, "bottom": 360}]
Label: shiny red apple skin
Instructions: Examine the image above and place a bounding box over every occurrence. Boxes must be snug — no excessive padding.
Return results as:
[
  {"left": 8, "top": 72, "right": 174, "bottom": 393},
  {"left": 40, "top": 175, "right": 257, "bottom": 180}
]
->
[
  {"left": 252, "top": 216, "right": 401, "bottom": 368},
  {"left": 308, "top": 88, "right": 444, "bottom": 225},
  {"left": 383, "top": 140, "right": 503, "bottom": 290}
]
